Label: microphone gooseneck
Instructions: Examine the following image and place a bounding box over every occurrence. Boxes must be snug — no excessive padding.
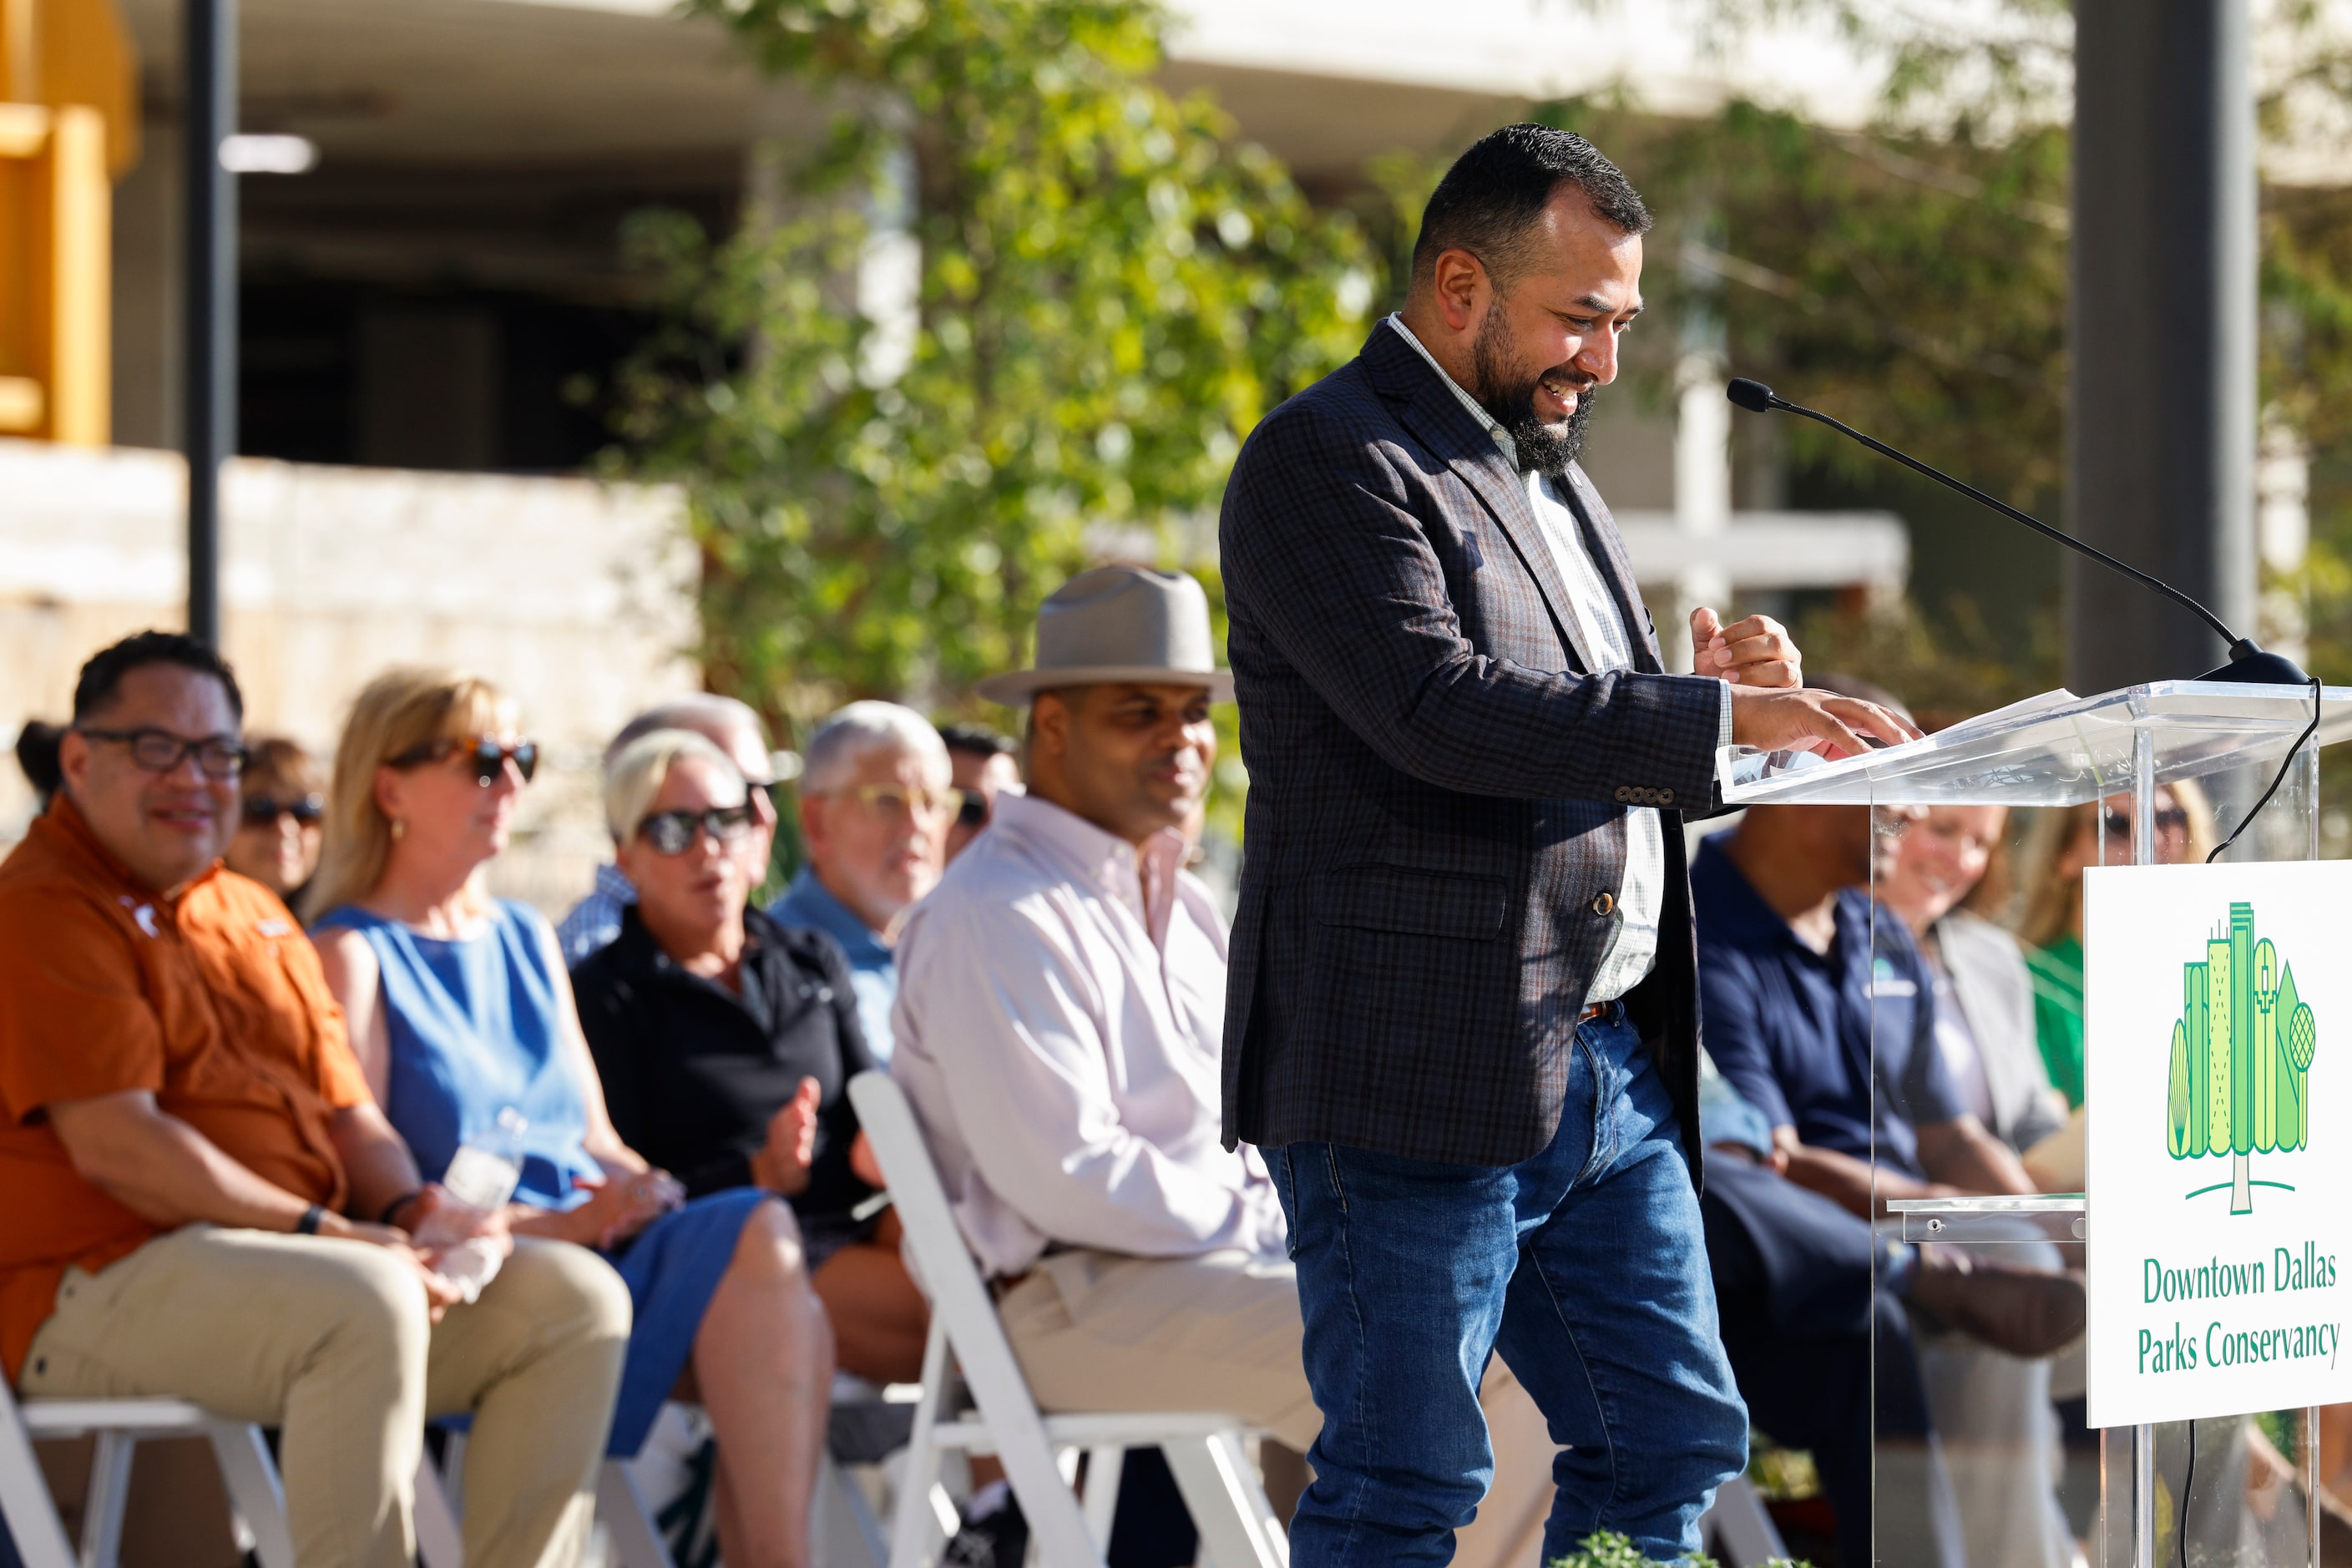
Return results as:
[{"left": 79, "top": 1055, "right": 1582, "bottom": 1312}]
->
[{"left": 1722, "top": 379, "right": 2310, "bottom": 686}]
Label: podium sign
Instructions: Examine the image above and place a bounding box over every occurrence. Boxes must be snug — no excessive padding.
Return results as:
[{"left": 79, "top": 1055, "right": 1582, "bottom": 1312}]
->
[
  {"left": 1722, "top": 681, "right": 2349, "bottom": 1565},
  {"left": 2083, "top": 861, "right": 2352, "bottom": 1429}
]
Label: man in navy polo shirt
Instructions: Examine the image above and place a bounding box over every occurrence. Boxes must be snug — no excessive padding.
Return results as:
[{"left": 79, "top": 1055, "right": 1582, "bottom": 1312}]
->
[
  {"left": 1695, "top": 781, "right": 2088, "bottom": 1568},
  {"left": 1693, "top": 797, "right": 2029, "bottom": 1208}
]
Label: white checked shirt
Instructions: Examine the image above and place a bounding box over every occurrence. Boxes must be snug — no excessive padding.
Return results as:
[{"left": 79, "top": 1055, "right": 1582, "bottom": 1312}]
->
[
  {"left": 1388, "top": 314, "right": 1734, "bottom": 1004},
  {"left": 889, "top": 791, "right": 1287, "bottom": 1278}
]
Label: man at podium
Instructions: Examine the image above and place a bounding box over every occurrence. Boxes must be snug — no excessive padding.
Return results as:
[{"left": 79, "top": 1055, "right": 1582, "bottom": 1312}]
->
[{"left": 1218, "top": 123, "right": 1916, "bottom": 1564}]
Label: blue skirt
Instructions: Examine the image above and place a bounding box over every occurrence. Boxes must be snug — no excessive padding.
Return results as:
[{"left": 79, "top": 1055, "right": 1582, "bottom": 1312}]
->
[{"left": 604, "top": 1187, "right": 771, "bottom": 1456}]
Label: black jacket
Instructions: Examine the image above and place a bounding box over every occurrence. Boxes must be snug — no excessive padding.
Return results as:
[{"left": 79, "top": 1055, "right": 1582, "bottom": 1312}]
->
[
  {"left": 572, "top": 903, "right": 877, "bottom": 1216},
  {"left": 1219, "top": 325, "right": 1721, "bottom": 1171}
]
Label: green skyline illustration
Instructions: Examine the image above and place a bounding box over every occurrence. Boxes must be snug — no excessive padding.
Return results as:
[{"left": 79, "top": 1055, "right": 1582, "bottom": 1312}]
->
[{"left": 2165, "top": 902, "right": 2318, "bottom": 1214}]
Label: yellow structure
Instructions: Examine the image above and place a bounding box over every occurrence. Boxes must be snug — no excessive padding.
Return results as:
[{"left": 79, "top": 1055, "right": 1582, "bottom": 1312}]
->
[{"left": 0, "top": 0, "right": 136, "bottom": 446}]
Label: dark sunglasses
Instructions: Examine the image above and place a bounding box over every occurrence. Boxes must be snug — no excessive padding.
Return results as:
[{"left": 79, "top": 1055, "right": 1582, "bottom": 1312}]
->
[
  {"left": 76, "top": 726, "right": 248, "bottom": 780},
  {"left": 638, "top": 804, "right": 756, "bottom": 856},
  {"left": 242, "top": 793, "right": 324, "bottom": 827},
  {"left": 957, "top": 792, "right": 990, "bottom": 830},
  {"left": 2102, "top": 808, "right": 2188, "bottom": 839},
  {"left": 390, "top": 736, "right": 539, "bottom": 787}
]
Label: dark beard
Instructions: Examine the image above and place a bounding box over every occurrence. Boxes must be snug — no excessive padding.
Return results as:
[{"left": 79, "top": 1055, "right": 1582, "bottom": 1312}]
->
[{"left": 1469, "top": 307, "right": 1596, "bottom": 478}]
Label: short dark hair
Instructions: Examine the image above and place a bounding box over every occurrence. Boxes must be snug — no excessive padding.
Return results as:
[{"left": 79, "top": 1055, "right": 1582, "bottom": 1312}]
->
[
  {"left": 73, "top": 631, "right": 245, "bottom": 724},
  {"left": 938, "top": 721, "right": 1016, "bottom": 761},
  {"left": 1411, "top": 124, "right": 1651, "bottom": 294},
  {"left": 13, "top": 721, "right": 63, "bottom": 807}
]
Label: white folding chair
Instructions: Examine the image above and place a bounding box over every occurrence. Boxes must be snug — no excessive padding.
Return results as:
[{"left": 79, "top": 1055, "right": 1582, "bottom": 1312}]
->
[
  {"left": 0, "top": 1379, "right": 293, "bottom": 1568},
  {"left": 423, "top": 1427, "right": 672, "bottom": 1568},
  {"left": 589, "top": 1404, "right": 893, "bottom": 1568},
  {"left": 1697, "top": 1474, "right": 1789, "bottom": 1568},
  {"left": 847, "top": 1070, "right": 1288, "bottom": 1568},
  {"left": 421, "top": 1390, "right": 893, "bottom": 1568}
]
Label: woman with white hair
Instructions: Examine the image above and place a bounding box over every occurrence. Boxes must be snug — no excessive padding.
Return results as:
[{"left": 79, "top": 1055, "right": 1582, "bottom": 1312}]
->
[
  {"left": 307, "top": 668, "right": 836, "bottom": 1568},
  {"left": 572, "top": 728, "right": 928, "bottom": 1382}
]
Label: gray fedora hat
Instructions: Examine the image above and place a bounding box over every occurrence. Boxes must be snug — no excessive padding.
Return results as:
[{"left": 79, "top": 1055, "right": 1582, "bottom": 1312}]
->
[{"left": 974, "top": 565, "right": 1234, "bottom": 705}]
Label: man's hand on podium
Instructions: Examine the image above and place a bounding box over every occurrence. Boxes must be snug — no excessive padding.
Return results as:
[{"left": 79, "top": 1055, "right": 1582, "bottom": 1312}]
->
[
  {"left": 1689, "top": 605, "right": 1920, "bottom": 759},
  {"left": 1689, "top": 607, "right": 1802, "bottom": 688},
  {"left": 1729, "top": 686, "right": 1920, "bottom": 761}
]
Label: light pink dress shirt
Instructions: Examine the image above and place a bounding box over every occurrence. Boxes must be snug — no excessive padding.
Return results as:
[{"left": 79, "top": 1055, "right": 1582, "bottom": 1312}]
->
[{"left": 890, "top": 790, "right": 1287, "bottom": 1278}]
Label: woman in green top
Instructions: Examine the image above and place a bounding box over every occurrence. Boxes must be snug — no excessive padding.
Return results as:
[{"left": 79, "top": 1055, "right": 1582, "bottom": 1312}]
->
[{"left": 2017, "top": 784, "right": 2213, "bottom": 1107}]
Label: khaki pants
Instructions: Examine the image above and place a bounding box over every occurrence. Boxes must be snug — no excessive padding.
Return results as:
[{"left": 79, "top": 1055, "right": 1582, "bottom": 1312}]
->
[
  {"left": 21, "top": 1227, "right": 632, "bottom": 1568},
  {"left": 998, "top": 1248, "right": 1555, "bottom": 1567}
]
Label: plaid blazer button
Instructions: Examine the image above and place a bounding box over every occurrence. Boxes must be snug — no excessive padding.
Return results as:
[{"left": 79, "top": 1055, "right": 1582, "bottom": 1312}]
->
[
  {"left": 1658, "top": 788, "right": 1675, "bottom": 806},
  {"left": 1612, "top": 786, "right": 1632, "bottom": 802},
  {"left": 1591, "top": 892, "right": 1615, "bottom": 917}
]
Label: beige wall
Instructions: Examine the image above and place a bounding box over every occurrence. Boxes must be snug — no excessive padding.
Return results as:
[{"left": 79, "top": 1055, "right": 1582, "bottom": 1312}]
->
[{"left": 0, "top": 438, "right": 700, "bottom": 914}]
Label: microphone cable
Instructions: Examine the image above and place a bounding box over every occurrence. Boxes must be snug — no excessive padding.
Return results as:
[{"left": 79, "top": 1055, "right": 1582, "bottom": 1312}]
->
[
  {"left": 2206, "top": 675, "right": 2324, "bottom": 863},
  {"left": 2177, "top": 1419, "right": 2195, "bottom": 1568}
]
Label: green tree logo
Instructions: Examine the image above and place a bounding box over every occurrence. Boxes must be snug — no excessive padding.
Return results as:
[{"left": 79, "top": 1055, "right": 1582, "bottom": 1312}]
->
[{"left": 2165, "top": 903, "right": 2317, "bottom": 1213}]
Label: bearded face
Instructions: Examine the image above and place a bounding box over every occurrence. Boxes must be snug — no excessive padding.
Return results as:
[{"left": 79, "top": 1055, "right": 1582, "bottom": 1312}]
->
[{"left": 1468, "top": 294, "right": 1599, "bottom": 478}]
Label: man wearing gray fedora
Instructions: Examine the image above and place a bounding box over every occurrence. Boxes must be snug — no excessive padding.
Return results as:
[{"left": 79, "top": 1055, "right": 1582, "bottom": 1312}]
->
[
  {"left": 890, "top": 564, "right": 1318, "bottom": 1445},
  {"left": 1218, "top": 125, "right": 1917, "bottom": 1564}
]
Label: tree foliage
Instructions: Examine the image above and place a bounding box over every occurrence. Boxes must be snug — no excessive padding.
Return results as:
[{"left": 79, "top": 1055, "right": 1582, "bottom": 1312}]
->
[
  {"left": 613, "top": 0, "right": 1373, "bottom": 734},
  {"left": 1541, "top": 93, "right": 2071, "bottom": 510},
  {"left": 1539, "top": 1, "right": 2352, "bottom": 724}
]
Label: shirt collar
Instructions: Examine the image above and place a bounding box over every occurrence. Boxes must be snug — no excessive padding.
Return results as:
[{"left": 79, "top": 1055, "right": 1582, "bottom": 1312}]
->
[
  {"left": 595, "top": 861, "right": 637, "bottom": 905},
  {"left": 1692, "top": 837, "right": 1827, "bottom": 959},
  {"left": 1387, "top": 312, "right": 1519, "bottom": 470},
  {"left": 989, "top": 791, "right": 1190, "bottom": 948},
  {"left": 613, "top": 898, "right": 776, "bottom": 994},
  {"left": 777, "top": 867, "right": 892, "bottom": 964},
  {"left": 35, "top": 791, "right": 219, "bottom": 913},
  {"left": 1694, "top": 838, "right": 1884, "bottom": 969}
]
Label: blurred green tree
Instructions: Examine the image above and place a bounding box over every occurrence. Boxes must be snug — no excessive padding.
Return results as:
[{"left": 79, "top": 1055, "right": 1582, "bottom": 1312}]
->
[
  {"left": 611, "top": 0, "right": 1374, "bottom": 761},
  {"left": 1536, "top": 2, "right": 2352, "bottom": 731},
  {"left": 1553, "top": 95, "right": 2071, "bottom": 509}
]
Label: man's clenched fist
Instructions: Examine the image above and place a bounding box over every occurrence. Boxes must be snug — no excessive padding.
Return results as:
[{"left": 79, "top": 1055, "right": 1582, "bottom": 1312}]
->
[{"left": 1690, "top": 607, "right": 1801, "bottom": 689}]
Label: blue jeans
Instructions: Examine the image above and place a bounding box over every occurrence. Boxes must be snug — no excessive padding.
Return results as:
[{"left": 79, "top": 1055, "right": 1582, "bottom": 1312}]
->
[{"left": 1270, "top": 1007, "right": 1748, "bottom": 1565}]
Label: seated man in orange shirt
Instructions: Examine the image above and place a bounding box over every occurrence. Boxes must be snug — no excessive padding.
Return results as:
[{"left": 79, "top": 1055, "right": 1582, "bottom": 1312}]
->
[{"left": 0, "top": 632, "right": 633, "bottom": 1568}]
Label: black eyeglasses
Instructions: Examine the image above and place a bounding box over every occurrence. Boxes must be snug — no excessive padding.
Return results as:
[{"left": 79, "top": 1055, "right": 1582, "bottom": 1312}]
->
[
  {"left": 637, "top": 804, "right": 756, "bottom": 856},
  {"left": 957, "top": 792, "right": 990, "bottom": 829},
  {"left": 2102, "top": 808, "right": 2189, "bottom": 839},
  {"left": 390, "top": 736, "right": 539, "bottom": 787},
  {"left": 242, "top": 793, "right": 324, "bottom": 827},
  {"left": 76, "top": 726, "right": 248, "bottom": 780}
]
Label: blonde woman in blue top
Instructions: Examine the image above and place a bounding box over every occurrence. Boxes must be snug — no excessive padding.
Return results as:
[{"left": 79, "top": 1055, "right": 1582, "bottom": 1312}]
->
[{"left": 307, "top": 669, "right": 835, "bottom": 1568}]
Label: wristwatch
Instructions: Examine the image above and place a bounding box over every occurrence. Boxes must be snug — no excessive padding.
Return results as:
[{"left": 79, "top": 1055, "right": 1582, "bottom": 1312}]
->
[{"left": 377, "top": 1189, "right": 426, "bottom": 1228}]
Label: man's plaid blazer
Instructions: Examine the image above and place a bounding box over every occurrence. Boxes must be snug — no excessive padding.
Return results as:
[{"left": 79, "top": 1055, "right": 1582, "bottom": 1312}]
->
[{"left": 1219, "top": 323, "right": 1727, "bottom": 1173}]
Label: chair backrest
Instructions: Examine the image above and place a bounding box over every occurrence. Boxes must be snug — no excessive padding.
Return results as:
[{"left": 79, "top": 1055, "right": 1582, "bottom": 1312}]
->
[
  {"left": 0, "top": 1378, "right": 95, "bottom": 1568},
  {"left": 847, "top": 1070, "right": 1105, "bottom": 1568},
  {"left": 847, "top": 1070, "right": 1034, "bottom": 1400}
]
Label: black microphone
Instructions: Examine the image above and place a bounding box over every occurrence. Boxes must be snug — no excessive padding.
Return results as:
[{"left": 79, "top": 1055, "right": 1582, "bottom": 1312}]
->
[{"left": 1723, "top": 377, "right": 2310, "bottom": 685}]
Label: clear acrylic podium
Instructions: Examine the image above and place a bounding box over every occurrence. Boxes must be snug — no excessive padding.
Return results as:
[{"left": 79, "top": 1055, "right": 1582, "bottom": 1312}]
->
[{"left": 1719, "top": 680, "right": 2352, "bottom": 1567}]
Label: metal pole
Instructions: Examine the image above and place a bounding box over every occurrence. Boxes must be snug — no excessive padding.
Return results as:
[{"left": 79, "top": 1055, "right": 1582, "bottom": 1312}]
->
[
  {"left": 183, "top": 0, "right": 235, "bottom": 648},
  {"left": 2132, "top": 728, "right": 2157, "bottom": 1565},
  {"left": 2310, "top": 1404, "right": 2324, "bottom": 1567},
  {"left": 2134, "top": 1422, "right": 2155, "bottom": 1568},
  {"left": 2069, "top": 0, "right": 2257, "bottom": 691},
  {"left": 2307, "top": 740, "right": 2322, "bottom": 1565},
  {"left": 2308, "top": 743, "right": 2324, "bottom": 862}
]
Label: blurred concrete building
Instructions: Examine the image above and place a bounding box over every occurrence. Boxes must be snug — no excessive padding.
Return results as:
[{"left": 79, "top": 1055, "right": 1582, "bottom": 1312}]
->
[{"left": 2, "top": 0, "right": 1913, "bottom": 906}]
